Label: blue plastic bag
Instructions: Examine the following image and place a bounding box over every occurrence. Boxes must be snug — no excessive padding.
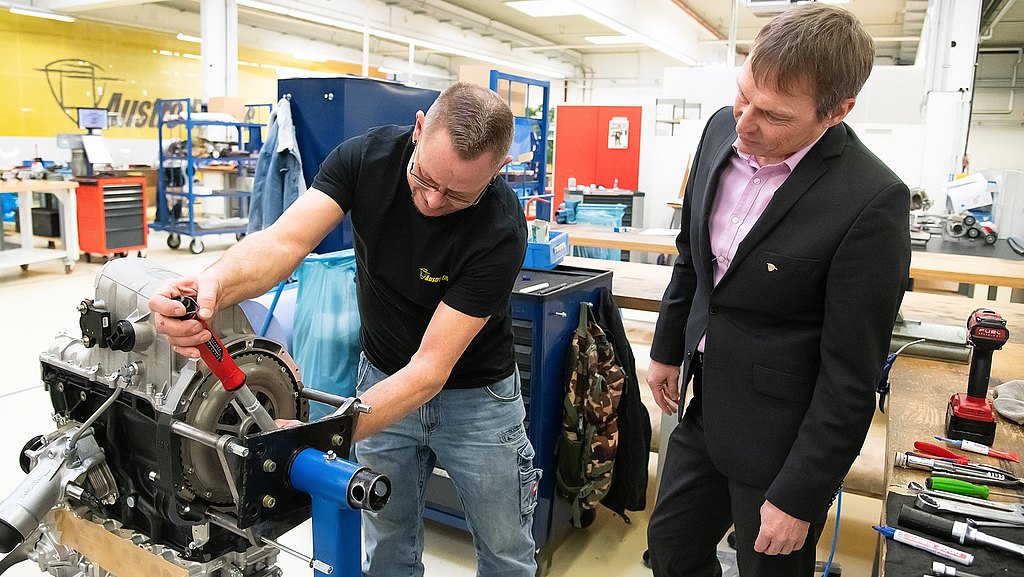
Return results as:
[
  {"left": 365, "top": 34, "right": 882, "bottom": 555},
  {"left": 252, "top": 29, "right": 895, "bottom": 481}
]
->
[
  {"left": 293, "top": 249, "right": 361, "bottom": 420},
  {"left": 1, "top": 193, "right": 16, "bottom": 223},
  {"left": 573, "top": 203, "right": 626, "bottom": 260}
]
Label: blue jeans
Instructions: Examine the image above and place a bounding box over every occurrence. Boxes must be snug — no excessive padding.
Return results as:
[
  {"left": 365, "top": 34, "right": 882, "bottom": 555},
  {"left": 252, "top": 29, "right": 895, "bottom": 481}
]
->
[{"left": 354, "top": 353, "right": 540, "bottom": 577}]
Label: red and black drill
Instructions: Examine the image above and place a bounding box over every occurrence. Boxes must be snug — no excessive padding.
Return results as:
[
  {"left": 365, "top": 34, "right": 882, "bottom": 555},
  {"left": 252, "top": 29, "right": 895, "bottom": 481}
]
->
[
  {"left": 945, "top": 308, "right": 1010, "bottom": 446},
  {"left": 173, "top": 295, "right": 278, "bottom": 432}
]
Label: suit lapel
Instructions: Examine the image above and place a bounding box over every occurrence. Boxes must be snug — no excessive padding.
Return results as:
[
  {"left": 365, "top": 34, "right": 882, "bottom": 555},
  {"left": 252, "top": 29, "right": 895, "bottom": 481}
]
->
[{"left": 718, "top": 123, "right": 848, "bottom": 286}]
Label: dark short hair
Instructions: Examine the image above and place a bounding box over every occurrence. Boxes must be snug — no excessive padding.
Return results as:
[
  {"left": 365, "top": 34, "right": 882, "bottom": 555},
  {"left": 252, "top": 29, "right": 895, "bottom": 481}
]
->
[
  {"left": 422, "top": 81, "right": 514, "bottom": 170},
  {"left": 750, "top": 3, "right": 874, "bottom": 119}
]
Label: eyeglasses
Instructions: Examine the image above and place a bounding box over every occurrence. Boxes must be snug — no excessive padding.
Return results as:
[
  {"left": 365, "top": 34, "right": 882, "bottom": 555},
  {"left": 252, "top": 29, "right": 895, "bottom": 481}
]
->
[{"left": 407, "top": 146, "right": 494, "bottom": 209}]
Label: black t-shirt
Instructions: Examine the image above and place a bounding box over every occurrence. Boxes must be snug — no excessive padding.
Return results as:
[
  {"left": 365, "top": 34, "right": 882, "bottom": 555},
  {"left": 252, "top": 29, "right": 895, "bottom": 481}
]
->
[{"left": 311, "top": 125, "right": 527, "bottom": 388}]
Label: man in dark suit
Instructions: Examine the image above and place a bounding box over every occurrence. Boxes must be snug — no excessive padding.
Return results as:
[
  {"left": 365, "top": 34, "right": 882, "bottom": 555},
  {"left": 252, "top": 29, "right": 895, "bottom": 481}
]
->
[{"left": 646, "top": 4, "right": 911, "bottom": 577}]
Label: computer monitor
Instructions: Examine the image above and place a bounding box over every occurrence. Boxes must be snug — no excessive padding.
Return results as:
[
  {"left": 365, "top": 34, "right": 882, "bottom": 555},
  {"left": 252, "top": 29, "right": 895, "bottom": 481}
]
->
[{"left": 76, "top": 108, "right": 109, "bottom": 131}]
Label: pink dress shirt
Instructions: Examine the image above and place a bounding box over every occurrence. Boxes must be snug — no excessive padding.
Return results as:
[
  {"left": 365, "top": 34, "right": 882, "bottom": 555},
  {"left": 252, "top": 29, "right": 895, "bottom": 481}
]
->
[{"left": 696, "top": 135, "right": 823, "bottom": 353}]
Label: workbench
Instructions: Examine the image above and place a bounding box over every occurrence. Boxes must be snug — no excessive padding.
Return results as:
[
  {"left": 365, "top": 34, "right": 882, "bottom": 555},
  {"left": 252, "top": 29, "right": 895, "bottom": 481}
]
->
[
  {"left": 0, "top": 179, "right": 79, "bottom": 274},
  {"left": 560, "top": 256, "right": 1024, "bottom": 337},
  {"left": 880, "top": 345, "right": 1024, "bottom": 576},
  {"left": 555, "top": 224, "right": 1024, "bottom": 293}
]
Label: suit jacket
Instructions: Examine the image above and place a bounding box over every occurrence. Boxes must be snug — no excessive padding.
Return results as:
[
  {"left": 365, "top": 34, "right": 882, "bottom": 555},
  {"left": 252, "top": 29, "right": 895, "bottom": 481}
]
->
[{"left": 651, "top": 106, "right": 911, "bottom": 522}]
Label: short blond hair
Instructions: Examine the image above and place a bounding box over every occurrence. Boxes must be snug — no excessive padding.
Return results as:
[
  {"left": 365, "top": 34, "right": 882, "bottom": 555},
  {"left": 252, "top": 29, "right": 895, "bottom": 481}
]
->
[
  {"left": 750, "top": 3, "right": 874, "bottom": 119},
  {"left": 422, "top": 82, "right": 514, "bottom": 169}
]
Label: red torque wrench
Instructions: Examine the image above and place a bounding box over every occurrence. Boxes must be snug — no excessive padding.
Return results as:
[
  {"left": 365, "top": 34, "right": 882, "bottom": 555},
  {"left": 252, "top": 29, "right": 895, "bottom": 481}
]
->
[{"left": 172, "top": 295, "right": 277, "bottom": 431}]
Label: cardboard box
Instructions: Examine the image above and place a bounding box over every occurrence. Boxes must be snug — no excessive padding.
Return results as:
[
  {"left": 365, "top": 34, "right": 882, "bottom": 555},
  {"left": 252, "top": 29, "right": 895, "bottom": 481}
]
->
[{"left": 207, "top": 96, "right": 246, "bottom": 122}]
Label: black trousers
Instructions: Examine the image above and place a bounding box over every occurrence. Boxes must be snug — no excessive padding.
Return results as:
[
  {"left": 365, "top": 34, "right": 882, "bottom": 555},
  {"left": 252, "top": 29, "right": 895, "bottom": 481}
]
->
[{"left": 647, "top": 363, "right": 825, "bottom": 577}]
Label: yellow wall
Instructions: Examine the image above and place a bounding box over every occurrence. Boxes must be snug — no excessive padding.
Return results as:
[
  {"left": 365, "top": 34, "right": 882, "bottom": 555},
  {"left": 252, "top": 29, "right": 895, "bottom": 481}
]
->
[{"left": 0, "top": 11, "right": 379, "bottom": 137}]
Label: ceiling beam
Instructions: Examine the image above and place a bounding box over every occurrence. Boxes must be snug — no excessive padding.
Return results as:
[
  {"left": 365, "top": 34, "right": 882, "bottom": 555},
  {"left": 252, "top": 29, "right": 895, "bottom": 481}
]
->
[{"left": 35, "top": 0, "right": 158, "bottom": 12}]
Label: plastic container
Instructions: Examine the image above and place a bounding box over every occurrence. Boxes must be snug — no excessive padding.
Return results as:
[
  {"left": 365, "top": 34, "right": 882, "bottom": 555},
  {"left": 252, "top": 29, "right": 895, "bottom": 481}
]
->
[
  {"left": 523, "top": 230, "right": 569, "bottom": 269},
  {"left": 573, "top": 203, "right": 626, "bottom": 260}
]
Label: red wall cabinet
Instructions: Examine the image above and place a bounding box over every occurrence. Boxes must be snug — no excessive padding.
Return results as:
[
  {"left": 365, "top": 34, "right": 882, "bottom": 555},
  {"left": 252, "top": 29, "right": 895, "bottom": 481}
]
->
[{"left": 552, "top": 105, "right": 642, "bottom": 207}]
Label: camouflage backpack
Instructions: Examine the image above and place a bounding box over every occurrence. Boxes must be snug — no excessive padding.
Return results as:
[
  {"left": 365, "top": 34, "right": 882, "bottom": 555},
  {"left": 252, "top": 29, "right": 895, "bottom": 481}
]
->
[{"left": 556, "top": 302, "right": 625, "bottom": 528}]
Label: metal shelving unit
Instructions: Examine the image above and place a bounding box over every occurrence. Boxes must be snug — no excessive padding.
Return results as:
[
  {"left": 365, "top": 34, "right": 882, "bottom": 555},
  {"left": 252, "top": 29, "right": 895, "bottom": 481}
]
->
[
  {"left": 490, "top": 71, "right": 552, "bottom": 220},
  {"left": 153, "top": 98, "right": 268, "bottom": 254}
]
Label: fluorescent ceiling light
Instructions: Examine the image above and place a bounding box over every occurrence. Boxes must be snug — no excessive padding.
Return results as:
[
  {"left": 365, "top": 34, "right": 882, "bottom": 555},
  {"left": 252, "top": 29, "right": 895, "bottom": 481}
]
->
[
  {"left": 505, "top": 1, "right": 583, "bottom": 18},
  {"left": 9, "top": 6, "right": 75, "bottom": 22},
  {"left": 565, "top": 0, "right": 696, "bottom": 65},
  {"left": 237, "top": 0, "right": 568, "bottom": 78},
  {"left": 177, "top": 33, "right": 203, "bottom": 44},
  {"left": 585, "top": 35, "right": 638, "bottom": 45}
]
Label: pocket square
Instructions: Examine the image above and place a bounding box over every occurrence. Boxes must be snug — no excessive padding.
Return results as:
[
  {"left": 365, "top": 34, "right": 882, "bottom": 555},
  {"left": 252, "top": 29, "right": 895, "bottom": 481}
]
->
[{"left": 767, "top": 263, "right": 778, "bottom": 272}]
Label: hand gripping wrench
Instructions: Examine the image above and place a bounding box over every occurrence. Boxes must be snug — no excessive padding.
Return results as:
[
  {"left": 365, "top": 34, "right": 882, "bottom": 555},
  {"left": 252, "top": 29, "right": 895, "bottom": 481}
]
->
[{"left": 172, "top": 295, "right": 277, "bottom": 432}]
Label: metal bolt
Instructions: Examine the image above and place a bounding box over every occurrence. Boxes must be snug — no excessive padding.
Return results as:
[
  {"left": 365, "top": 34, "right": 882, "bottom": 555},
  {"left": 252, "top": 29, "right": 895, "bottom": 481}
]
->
[
  {"left": 125, "top": 495, "right": 136, "bottom": 508},
  {"left": 57, "top": 382, "right": 64, "bottom": 392},
  {"left": 182, "top": 505, "right": 191, "bottom": 514},
  {"left": 80, "top": 391, "right": 87, "bottom": 401},
  {"left": 82, "top": 336, "right": 92, "bottom": 347},
  {"left": 325, "top": 450, "right": 337, "bottom": 462},
  {"left": 262, "top": 495, "right": 276, "bottom": 508},
  {"left": 78, "top": 302, "right": 88, "bottom": 314},
  {"left": 148, "top": 471, "right": 159, "bottom": 482},
  {"left": 263, "top": 459, "right": 277, "bottom": 473},
  {"left": 331, "top": 434, "right": 344, "bottom": 447},
  {"left": 205, "top": 491, "right": 213, "bottom": 498}
]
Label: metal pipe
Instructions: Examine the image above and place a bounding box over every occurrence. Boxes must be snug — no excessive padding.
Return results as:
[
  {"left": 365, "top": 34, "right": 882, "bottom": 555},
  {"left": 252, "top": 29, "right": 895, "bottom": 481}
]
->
[
  {"left": 68, "top": 375, "right": 127, "bottom": 450},
  {"left": 300, "top": 389, "right": 372, "bottom": 414},
  {"left": 170, "top": 421, "right": 249, "bottom": 457},
  {"left": 727, "top": 0, "right": 740, "bottom": 67}
]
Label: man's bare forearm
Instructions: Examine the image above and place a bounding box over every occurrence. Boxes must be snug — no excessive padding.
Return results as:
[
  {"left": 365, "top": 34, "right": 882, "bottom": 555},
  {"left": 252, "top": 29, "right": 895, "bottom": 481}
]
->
[{"left": 201, "top": 229, "right": 307, "bottom": 309}]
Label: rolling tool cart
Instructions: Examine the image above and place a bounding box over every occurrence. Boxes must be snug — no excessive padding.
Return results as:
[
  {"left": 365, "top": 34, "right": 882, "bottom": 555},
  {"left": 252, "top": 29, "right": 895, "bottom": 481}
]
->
[
  {"left": 75, "top": 176, "right": 147, "bottom": 260},
  {"left": 423, "top": 266, "right": 612, "bottom": 567},
  {"left": 152, "top": 98, "right": 268, "bottom": 254}
]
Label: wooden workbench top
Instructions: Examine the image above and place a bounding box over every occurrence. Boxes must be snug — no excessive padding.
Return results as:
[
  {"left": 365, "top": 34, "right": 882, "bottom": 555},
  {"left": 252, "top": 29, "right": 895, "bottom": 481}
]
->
[
  {"left": 556, "top": 225, "right": 1024, "bottom": 289},
  {"left": 562, "top": 256, "right": 1024, "bottom": 342},
  {"left": 0, "top": 179, "right": 79, "bottom": 193}
]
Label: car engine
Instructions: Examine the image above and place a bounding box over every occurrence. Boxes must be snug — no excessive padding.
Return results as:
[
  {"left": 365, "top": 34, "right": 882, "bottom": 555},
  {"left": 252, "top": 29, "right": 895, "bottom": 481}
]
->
[{"left": 0, "top": 258, "right": 384, "bottom": 577}]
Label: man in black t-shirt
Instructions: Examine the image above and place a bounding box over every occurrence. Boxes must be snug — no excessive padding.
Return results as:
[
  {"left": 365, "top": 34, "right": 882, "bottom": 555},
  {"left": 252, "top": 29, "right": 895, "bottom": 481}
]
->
[{"left": 149, "top": 82, "right": 535, "bottom": 577}]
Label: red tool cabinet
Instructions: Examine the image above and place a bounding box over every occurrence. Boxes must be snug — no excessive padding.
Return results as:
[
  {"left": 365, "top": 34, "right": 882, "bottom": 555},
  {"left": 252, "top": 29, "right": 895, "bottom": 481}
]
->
[{"left": 75, "top": 176, "right": 148, "bottom": 259}]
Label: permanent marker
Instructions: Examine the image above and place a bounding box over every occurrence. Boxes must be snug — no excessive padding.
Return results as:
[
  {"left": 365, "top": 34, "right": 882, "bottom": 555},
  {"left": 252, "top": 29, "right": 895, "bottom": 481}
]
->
[{"left": 872, "top": 525, "right": 974, "bottom": 565}]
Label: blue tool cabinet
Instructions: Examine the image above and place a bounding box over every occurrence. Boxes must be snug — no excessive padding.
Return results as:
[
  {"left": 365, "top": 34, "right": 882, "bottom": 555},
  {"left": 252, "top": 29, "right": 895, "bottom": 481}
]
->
[
  {"left": 424, "top": 266, "right": 613, "bottom": 562},
  {"left": 278, "top": 77, "right": 439, "bottom": 254}
]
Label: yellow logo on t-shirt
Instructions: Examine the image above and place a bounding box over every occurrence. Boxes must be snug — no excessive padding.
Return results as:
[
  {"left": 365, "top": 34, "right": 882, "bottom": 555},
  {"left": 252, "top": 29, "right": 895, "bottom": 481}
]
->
[{"left": 419, "top": 268, "right": 449, "bottom": 283}]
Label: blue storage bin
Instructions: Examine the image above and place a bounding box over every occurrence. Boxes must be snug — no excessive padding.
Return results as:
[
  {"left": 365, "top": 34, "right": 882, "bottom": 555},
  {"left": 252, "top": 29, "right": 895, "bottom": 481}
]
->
[
  {"left": 573, "top": 203, "right": 626, "bottom": 260},
  {"left": 523, "top": 230, "right": 569, "bottom": 269}
]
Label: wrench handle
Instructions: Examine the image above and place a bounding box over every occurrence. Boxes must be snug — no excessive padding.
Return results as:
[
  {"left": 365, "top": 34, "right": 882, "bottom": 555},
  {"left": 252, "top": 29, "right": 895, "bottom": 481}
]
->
[
  {"left": 898, "top": 505, "right": 959, "bottom": 542},
  {"left": 171, "top": 296, "right": 247, "bottom": 391}
]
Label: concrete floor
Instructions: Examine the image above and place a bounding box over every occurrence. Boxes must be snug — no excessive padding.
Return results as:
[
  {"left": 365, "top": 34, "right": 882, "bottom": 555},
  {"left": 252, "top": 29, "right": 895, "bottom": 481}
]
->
[{"left": 0, "top": 230, "right": 884, "bottom": 576}]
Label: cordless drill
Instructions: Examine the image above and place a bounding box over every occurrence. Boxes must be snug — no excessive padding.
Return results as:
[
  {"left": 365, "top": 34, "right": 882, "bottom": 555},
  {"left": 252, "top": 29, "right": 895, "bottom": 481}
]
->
[{"left": 945, "top": 308, "right": 1009, "bottom": 446}]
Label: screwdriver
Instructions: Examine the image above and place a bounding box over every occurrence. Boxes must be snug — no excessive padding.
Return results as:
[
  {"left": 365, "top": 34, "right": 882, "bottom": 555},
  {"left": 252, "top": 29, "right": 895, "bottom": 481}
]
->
[{"left": 927, "top": 477, "right": 1023, "bottom": 500}]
